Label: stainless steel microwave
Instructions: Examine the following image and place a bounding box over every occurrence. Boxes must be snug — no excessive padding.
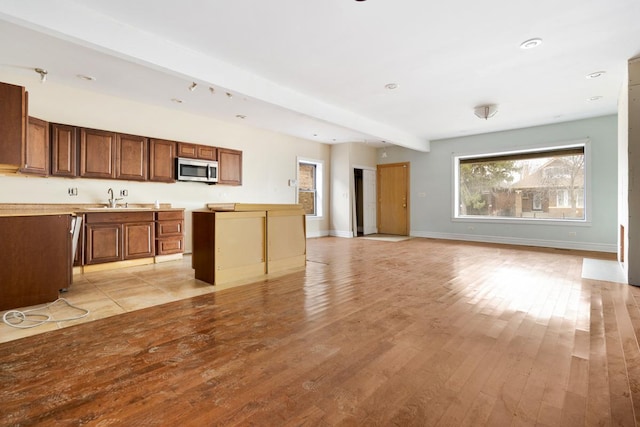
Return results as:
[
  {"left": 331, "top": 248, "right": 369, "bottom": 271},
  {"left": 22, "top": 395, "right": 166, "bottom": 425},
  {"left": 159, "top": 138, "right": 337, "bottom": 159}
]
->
[{"left": 176, "top": 157, "right": 218, "bottom": 184}]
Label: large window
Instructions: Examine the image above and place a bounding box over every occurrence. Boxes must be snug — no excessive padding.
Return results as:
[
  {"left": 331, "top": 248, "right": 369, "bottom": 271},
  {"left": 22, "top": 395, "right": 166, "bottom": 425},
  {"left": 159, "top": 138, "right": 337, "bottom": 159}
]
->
[
  {"left": 455, "top": 144, "right": 586, "bottom": 221},
  {"left": 298, "top": 159, "right": 323, "bottom": 217}
]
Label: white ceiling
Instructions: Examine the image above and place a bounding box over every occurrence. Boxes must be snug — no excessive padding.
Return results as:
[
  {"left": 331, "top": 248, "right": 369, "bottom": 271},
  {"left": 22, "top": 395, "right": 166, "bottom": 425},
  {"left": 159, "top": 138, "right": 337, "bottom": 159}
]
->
[{"left": 1, "top": 0, "right": 639, "bottom": 151}]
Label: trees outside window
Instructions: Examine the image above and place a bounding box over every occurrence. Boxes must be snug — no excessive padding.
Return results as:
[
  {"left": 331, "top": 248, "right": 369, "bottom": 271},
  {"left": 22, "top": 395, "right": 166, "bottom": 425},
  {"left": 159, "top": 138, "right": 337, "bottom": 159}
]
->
[{"left": 456, "top": 145, "right": 585, "bottom": 220}]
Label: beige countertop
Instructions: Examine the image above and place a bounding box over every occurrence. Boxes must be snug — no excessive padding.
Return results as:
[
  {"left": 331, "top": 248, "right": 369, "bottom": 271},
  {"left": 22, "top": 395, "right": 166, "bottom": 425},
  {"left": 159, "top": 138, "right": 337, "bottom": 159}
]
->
[{"left": 0, "top": 203, "right": 182, "bottom": 217}]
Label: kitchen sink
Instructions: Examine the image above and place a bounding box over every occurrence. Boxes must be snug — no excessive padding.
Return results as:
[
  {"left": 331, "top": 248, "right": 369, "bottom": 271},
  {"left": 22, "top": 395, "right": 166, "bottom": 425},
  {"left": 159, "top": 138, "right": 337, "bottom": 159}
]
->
[{"left": 85, "top": 207, "right": 153, "bottom": 211}]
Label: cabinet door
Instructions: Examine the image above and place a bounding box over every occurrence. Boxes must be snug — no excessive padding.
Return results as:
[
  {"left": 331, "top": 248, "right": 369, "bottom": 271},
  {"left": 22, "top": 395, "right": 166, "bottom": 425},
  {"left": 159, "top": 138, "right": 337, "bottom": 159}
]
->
[
  {"left": 218, "top": 148, "right": 243, "bottom": 185},
  {"left": 0, "top": 82, "right": 27, "bottom": 172},
  {"left": 197, "top": 145, "right": 216, "bottom": 160},
  {"left": 80, "top": 128, "right": 116, "bottom": 179},
  {"left": 149, "top": 139, "right": 176, "bottom": 182},
  {"left": 116, "top": 133, "right": 148, "bottom": 181},
  {"left": 21, "top": 116, "right": 49, "bottom": 175},
  {"left": 51, "top": 123, "right": 78, "bottom": 177},
  {"left": 124, "top": 222, "right": 155, "bottom": 259},
  {"left": 177, "top": 142, "right": 198, "bottom": 158},
  {"left": 85, "top": 223, "right": 122, "bottom": 264}
]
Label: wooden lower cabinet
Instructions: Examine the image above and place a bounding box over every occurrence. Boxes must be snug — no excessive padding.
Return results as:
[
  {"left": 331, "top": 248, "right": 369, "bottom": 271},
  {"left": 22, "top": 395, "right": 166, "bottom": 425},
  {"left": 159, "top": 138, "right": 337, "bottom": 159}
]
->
[
  {"left": 155, "top": 210, "right": 184, "bottom": 255},
  {"left": 84, "top": 211, "right": 155, "bottom": 265},
  {"left": 0, "top": 214, "right": 73, "bottom": 311},
  {"left": 85, "top": 223, "right": 121, "bottom": 264},
  {"left": 124, "top": 222, "right": 155, "bottom": 259}
]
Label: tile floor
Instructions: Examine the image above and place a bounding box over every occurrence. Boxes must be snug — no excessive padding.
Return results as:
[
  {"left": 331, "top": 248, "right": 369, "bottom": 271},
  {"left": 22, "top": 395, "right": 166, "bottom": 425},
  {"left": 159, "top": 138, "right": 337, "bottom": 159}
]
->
[{"left": 0, "top": 255, "right": 216, "bottom": 343}]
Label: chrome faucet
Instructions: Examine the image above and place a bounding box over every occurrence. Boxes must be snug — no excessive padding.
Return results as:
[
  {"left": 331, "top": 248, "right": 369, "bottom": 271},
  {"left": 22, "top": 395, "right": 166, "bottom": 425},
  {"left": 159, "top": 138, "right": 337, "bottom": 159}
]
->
[{"left": 107, "top": 188, "right": 123, "bottom": 208}]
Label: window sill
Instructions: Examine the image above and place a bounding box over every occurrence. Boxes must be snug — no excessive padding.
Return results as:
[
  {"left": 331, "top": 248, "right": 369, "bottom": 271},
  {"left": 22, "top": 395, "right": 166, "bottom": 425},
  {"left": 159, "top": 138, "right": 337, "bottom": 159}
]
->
[{"left": 452, "top": 216, "right": 591, "bottom": 227}]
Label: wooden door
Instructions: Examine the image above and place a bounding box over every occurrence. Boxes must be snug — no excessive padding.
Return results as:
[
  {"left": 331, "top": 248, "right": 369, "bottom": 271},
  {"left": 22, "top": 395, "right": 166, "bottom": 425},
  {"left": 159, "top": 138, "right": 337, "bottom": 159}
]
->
[
  {"left": 80, "top": 128, "right": 116, "bottom": 179},
  {"left": 51, "top": 123, "right": 78, "bottom": 177},
  {"left": 218, "top": 148, "right": 242, "bottom": 185},
  {"left": 149, "top": 139, "right": 176, "bottom": 182},
  {"left": 21, "top": 116, "right": 49, "bottom": 175},
  {"left": 116, "top": 133, "right": 148, "bottom": 181},
  {"left": 377, "top": 162, "right": 409, "bottom": 235}
]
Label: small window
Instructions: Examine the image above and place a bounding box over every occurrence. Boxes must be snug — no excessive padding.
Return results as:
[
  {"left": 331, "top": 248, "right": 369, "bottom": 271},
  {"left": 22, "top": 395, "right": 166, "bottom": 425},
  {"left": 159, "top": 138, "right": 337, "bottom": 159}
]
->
[
  {"left": 298, "top": 159, "right": 323, "bottom": 217},
  {"left": 455, "top": 144, "right": 585, "bottom": 220}
]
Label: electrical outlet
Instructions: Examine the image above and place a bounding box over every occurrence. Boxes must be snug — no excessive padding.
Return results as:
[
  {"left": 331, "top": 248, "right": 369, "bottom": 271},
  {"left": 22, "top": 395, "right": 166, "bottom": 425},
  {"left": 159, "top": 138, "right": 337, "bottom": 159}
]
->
[
  {"left": 568, "top": 231, "right": 577, "bottom": 237},
  {"left": 68, "top": 188, "right": 78, "bottom": 196},
  {"left": 120, "top": 189, "right": 128, "bottom": 197}
]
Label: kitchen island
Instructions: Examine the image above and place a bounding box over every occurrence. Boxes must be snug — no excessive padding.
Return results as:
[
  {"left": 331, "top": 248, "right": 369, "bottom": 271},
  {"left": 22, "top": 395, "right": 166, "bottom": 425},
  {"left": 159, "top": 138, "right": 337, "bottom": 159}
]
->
[{"left": 192, "top": 203, "right": 306, "bottom": 286}]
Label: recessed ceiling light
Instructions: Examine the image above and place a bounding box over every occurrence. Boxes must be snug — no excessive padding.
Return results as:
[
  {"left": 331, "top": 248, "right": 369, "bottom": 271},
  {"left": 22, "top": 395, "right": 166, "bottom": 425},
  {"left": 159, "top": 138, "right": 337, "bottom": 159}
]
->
[
  {"left": 520, "top": 38, "right": 543, "bottom": 49},
  {"left": 385, "top": 83, "right": 399, "bottom": 90},
  {"left": 586, "top": 71, "right": 606, "bottom": 79},
  {"left": 588, "top": 96, "right": 603, "bottom": 101},
  {"left": 171, "top": 98, "right": 183, "bottom": 104},
  {"left": 76, "top": 74, "right": 96, "bottom": 81},
  {"left": 235, "top": 114, "right": 246, "bottom": 119}
]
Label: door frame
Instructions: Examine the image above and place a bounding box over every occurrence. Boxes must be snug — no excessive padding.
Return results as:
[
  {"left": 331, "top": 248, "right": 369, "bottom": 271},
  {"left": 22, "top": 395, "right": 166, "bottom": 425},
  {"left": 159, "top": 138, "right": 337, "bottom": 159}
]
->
[{"left": 352, "top": 165, "right": 377, "bottom": 237}]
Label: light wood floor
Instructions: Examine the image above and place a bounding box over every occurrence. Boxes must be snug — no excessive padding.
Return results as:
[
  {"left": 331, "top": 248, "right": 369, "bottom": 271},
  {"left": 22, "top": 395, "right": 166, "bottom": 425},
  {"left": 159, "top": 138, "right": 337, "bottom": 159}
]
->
[{"left": 0, "top": 237, "right": 637, "bottom": 426}]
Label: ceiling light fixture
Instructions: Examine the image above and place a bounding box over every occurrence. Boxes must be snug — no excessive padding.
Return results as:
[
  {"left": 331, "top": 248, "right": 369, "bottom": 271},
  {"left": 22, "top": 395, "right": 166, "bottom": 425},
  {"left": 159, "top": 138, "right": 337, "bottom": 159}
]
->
[
  {"left": 586, "top": 71, "right": 606, "bottom": 79},
  {"left": 519, "top": 38, "right": 543, "bottom": 49},
  {"left": 171, "top": 98, "right": 183, "bottom": 104},
  {"left": 474, "top": 104, "right": 499, "bottom": 120},
  {"left": 235, "top": 114, "right": 246, "bottom": 119},
  {"left": 226, "top": 92, "right": 233, "bottom": 99},
  {"left": 588, "top": 96, "right": 603, "bottom": 101},
  {"left": 381, "top": 141, "right": 388, "bottom": 158},
  {"left": 188, "top": 82, "right": 197, "bottom": 92},
  {"left": 76, "top": 74, "right": 96, "bottom": 81},
  {"left": 34, "top": 68, "right": 48, "bottom": 83},
  {"left": 209, "top": 87, "right": 215, "bottom": 94},
  {"left": 385, "top": 83, "right": 399, "bottom": 90}
]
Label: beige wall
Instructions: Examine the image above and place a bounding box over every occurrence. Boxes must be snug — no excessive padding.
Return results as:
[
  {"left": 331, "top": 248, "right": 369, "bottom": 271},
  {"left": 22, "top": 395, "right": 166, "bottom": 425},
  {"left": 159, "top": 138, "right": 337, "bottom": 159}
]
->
[{"left": 0, "top": 71, "right": 332, "bottom": 251}]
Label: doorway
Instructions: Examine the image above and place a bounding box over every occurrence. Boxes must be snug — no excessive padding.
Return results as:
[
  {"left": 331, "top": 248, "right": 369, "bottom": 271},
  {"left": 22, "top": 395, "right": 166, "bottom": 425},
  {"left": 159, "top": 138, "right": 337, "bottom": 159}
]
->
[
  {"left": 353, "top": 167, "right": 377, "bottom": 236},
  {"left": 377, "top": 162, "right": 410, "bottom": 235}
]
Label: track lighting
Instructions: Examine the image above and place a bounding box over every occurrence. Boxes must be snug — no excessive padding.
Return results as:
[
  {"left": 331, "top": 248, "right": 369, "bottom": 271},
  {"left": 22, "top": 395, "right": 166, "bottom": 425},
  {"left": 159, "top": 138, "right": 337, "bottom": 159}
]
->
[
  {"left": 34, "top": 68, "right": 48, "bottom": 83},
  {"left": 188, "top": 82, "right": 197, "bottom": 92}
]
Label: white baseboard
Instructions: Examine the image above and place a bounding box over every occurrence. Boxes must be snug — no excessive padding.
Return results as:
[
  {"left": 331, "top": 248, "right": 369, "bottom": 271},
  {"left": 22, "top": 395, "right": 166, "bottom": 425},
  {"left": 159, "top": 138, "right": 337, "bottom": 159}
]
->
[
  {"left": 329, "top": 230, "right": 354, "bottom": 238},
  {"left": 410, "top": 231, "right": 617, "bottom": 253},
  {"left": 306, "top": 230, "right": 330, "bottom": 238}
]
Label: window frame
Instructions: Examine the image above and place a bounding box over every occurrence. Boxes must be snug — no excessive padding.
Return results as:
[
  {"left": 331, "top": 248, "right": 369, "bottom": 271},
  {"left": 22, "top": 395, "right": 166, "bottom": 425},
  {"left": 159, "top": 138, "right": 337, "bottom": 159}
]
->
[
  {"left": 297, "top": 157, "right": 324, "bottom": 218},
  {"left": 452, "top": 139, "right": 591, "bottom": 225}
]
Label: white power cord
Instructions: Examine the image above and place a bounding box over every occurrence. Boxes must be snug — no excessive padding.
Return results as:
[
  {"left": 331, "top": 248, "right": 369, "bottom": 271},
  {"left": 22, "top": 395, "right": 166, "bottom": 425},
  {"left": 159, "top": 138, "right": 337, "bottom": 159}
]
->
[{"left": 3, "top": 298, "right": 90, "bottom": 329}]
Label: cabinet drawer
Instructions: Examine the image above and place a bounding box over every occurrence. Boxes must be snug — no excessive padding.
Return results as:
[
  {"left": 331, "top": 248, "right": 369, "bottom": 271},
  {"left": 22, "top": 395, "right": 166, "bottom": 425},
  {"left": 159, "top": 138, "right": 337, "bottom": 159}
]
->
[
  {"left": 156, "top": 210, "right": 184, "bottom": 221},
  {"left": 85, "top": 211, "right": 154, "bottom": 224},
  {"left": 157, "top": 237, "right": 184, "bottom": 255},
  {"left": 156, "top": 220, "right": 183, "bottom": 237}
]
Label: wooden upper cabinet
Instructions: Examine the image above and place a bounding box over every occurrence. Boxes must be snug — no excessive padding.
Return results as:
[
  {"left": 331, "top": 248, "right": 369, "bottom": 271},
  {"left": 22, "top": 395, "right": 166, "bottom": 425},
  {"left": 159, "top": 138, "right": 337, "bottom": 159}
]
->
[
  {"left": 80, "top": 128, "right": 116, "bottom": 179},
  {"left": 178, "top": 142, "right": 216, "bottom": 160},
  {"left": 197, "top": 145, "right": 216, "bottom": 161},
  {"left": 116, "top": 133, "right": 148, "bottom": 181},
  {"left": 0, "top": 81, "right": 27, "bottom": 173},
  {"left": 51, "top": 123, "right": 78, "bottom": 177},
  {"left": 21, "top": 116, "right": 49, "bottom": 176},
  {"left": 218, "top": 148, "right": 243, "bottom": 186},
  {"left": 149, "top": 139, "right": 176, "bottom": 182},
  {"left": 177, "top": 142, "right": 197, "bottom": 158}
]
